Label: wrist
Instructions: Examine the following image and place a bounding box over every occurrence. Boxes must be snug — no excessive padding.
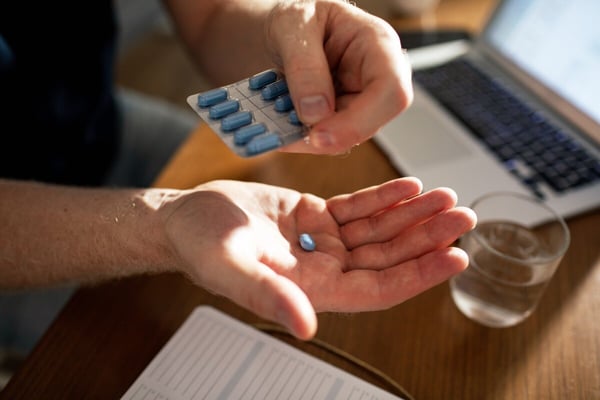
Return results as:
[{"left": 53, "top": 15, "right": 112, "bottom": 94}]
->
[{"left": 133, "top": 188, "right": 186, "bottom": 276}]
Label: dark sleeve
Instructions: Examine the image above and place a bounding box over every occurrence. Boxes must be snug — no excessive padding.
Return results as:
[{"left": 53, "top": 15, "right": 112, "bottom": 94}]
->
[{"left": 0, "top": 1, "right": 120, "bottom": 186}]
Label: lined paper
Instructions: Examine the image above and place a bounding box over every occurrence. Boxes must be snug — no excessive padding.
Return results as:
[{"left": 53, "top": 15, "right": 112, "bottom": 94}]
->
[{"left": 121, "top": 306, "right": 402, "bottom": 400}]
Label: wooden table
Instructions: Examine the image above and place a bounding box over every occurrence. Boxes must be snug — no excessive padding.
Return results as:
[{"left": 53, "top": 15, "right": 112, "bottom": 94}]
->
[{"left": 3, "top": 1, "right": 600, "bottom": 399}]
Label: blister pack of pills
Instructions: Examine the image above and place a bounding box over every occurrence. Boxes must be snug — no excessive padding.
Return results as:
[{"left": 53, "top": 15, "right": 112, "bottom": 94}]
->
[{"left": 186, "top": 69, "right": 308, "bottom": 157}]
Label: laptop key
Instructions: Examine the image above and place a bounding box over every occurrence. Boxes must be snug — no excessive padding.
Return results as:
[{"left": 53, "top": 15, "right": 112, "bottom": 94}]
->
[{"left": 414, "top": 59, "right": 600, "bottom": 195}]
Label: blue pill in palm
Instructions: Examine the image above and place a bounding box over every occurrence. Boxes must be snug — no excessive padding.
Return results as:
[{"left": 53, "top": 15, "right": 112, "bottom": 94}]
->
[{"left": 299, "top": 233, "right": 316, "bottom": 252}]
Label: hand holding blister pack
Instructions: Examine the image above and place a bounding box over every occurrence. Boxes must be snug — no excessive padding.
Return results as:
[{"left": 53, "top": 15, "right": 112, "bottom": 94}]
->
[{"left": 187, "top": 69, "right": 308, "bottom": 157}]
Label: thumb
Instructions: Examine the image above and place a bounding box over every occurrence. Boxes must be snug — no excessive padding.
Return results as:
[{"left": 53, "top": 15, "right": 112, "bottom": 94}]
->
[
  {"left": 231, "top": 263, "right": 318, "bottom": 340},
  {"left": 269, "top": 274, "right": 318, "bottom": 340},
  {"left": 266, "top": 2, "right": 335, "bottom": 128}
]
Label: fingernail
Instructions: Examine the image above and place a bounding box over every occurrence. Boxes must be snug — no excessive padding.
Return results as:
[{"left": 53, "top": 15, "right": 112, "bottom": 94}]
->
[
  {"left": 311, "top": 130, "right": 334, "bottom": 149},
  {"left": 275, "top": 308, "right": 296, "bottom": 336},
  {"left": 299, "top": 95, "right": 329, "bottom": 125}
]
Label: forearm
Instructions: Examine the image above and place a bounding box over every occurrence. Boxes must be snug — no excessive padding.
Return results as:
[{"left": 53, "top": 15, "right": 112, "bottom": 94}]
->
[
  {"left": 0, "top": 179, "right": 179, "bottom": 289},
  {"left": 163, "top": 0, "right": 278, "bottom": 85}
]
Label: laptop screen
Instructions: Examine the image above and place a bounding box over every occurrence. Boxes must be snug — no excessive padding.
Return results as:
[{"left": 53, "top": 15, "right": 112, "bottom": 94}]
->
[{"left": 484, "top": 0, "right": 600, "bottom": 126}]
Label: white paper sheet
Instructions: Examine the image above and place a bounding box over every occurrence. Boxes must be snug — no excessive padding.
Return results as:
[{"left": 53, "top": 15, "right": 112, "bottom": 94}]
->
[{"left": 121, "top": 306, "right": 403, "bottom": 400}]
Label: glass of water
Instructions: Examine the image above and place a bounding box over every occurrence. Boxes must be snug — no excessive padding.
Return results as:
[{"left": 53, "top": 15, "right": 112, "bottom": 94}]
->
[{"left": 450, "top": 192, "right": 570, "bottom": 328}]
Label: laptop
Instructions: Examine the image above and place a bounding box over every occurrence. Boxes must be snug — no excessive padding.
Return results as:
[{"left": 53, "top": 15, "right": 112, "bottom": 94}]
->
[{"left": 374, "top": 0, "right": 600, "bottom": 220}]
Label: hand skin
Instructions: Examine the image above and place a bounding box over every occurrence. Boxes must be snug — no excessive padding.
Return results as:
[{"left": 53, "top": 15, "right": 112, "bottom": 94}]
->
[
  {"left": 165, "top": 0, "right": 413, "bottom": 155},
  {"left": 0, "top": 177, "right": 475, "bottom": 340},
  {"left": 0, "top": 2, "right": 463, "bottom": 341},
  {"left": 266, "top": 1, "right": 413, "bottom": 154}
]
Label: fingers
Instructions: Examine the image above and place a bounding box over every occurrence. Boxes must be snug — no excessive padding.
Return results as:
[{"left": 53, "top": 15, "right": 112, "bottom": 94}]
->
[
  {"left": 265, "top": 2, "right": 335, "bottom": 126},
  {"left": 340, "top": 187, "right": 458, "bottom": 249},
  {"left": 267, "top": 1, "right": 413, "bottom": 155},
  {"left": 300, "top": 16, "right": 412, "bottom": 155},
  {"left": 327, "top": 177, "right": 423, "bottom": 225},
  {"left": 313, "top": 247, "right": 469, "bottom": 312},
  {"left": 304, "top": 71, "right": 413, "bottom": 155},
  {"left": 349, "top": 206, "right": 477, "bottom": 270}
]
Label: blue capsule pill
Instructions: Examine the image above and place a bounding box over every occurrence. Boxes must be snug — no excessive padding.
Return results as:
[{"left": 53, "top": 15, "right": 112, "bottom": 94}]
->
[
  {"left": 197, "top": 88, "right": 228, "bottom": 107},
  {"left": 209, "top": 99, "right": 240, "bottom": 119},
  {"left": 221, "top": 111, "right": 253, "bottom": 131},
  {"left": 288, "top": 110, "right": 301, "bottom": 125},
  {"left": 249, "top": 70, "right": 278, "bottom": 90},
  {"left": 261, "top": 80, "right": 289, "bottom": 101},
  {"left": 234, "top": 123, "right": 267, "bottom": 145},
  {"left": 299, "top": 233, "right": 316, "bottom": 252},
  {"left": 246, "top": 133, "right": 282, "bottom": 155},
  {"left": 274, "top": 94, "right": 294, "bottom": 112}
]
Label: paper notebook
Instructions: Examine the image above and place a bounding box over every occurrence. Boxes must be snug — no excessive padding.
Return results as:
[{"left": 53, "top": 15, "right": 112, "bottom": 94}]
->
[{"left": 121, "top": 306, "right": 403, "bottom": 400}]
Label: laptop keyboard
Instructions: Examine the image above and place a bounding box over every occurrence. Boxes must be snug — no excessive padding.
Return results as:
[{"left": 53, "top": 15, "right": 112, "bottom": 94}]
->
[{"left": 413, "top": 59, "right": 600, "bottom": 198}]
